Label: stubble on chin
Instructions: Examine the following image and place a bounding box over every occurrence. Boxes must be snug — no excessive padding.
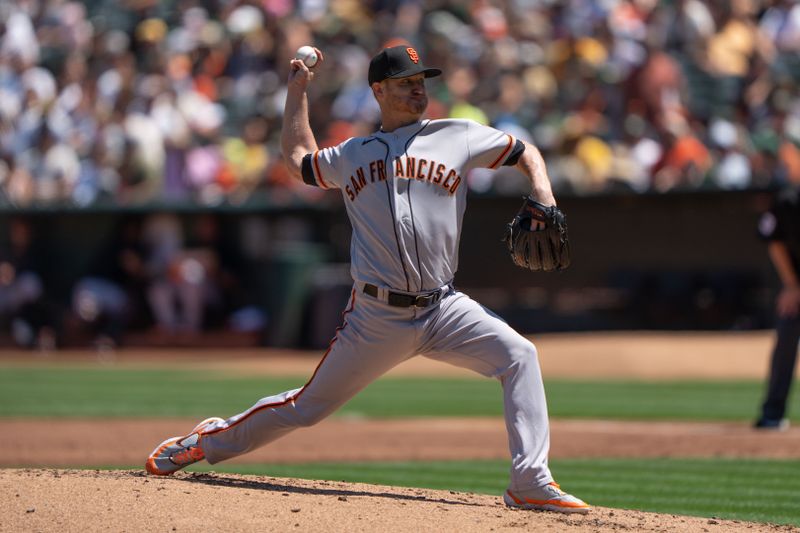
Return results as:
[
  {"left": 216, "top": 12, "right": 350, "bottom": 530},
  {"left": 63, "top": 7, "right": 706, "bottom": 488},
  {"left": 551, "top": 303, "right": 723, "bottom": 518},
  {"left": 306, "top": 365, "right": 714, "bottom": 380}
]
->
[{"left": 409, "top": 97, "right": 427, "bottom": 114}]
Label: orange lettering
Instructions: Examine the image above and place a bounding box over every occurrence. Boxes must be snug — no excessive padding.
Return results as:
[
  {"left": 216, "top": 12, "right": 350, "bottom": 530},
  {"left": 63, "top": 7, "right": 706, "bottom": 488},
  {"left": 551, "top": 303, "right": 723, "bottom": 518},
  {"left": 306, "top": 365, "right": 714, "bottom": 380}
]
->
[
  {"left": 417, "top": 158, "right": 427, "bottom": 180},
  {"left": 345, "top": 185, "right": 355, "bottom": 200},
  {"left": 395, "top": 158, "right": 404, "bottom": 177},
  {"left": 405, "top": 157, "right": 416, "bottom": 179},
  {"left": 449, "top": 175, "right": 461, "bottom": 194},
  {"left": 443, "top": 169, "right": 457, "bottom": 188},
  {"left": 377, "top": 160, "right": 386, "bottom": 181},
  {"left": 434, "top": 164, "right": 445, "bottom": 184},
  {"left": 369, "top": 161, "right": 377, "bottom": 182},
  {"left": 350, "top": 175, "right": 361, "bottom": 193}
]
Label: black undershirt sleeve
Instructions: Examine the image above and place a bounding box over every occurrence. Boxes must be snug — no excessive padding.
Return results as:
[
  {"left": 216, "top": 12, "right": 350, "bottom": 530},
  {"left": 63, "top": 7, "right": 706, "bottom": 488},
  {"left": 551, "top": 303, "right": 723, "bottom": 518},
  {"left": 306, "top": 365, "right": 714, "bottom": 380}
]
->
[
  {"left": 502, "top": 139, "right": 525, "bottom": 166},
  {"left": 301, "top": 154, "right": 317, "bottom": 186}
]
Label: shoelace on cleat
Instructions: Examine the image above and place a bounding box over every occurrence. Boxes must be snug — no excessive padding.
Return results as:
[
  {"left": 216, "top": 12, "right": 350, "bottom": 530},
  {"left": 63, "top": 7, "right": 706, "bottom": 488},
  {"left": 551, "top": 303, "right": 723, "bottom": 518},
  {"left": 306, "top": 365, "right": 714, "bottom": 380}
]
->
[{"left": 171, "top": 445, "right": 204, "bottom": 465}]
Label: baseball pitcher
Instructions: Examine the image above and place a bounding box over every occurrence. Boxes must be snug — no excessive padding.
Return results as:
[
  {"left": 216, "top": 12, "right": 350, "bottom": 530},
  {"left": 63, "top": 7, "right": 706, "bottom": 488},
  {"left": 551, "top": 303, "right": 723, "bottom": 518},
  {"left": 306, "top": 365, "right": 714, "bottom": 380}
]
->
[{"left": 146, "top": 44, "right": 588, "bottom": 514}]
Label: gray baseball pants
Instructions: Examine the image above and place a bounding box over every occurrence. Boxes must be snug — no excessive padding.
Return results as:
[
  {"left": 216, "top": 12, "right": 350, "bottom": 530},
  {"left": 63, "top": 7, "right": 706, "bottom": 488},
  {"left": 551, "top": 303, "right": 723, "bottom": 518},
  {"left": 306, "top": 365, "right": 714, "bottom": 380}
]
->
[{"left": 201, "top": 286, "right": 554, "bottom": 490}]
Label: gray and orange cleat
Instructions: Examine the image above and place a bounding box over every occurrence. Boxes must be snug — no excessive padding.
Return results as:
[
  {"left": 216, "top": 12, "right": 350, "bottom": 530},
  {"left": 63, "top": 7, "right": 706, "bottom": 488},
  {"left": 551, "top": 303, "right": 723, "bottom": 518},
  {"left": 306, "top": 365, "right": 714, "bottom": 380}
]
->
[
  {"left": 145, "top": 417, "right": 224, "bottom": 476},
  {"left": 504, "top": 482, "right": 591, "bottom": 514}
]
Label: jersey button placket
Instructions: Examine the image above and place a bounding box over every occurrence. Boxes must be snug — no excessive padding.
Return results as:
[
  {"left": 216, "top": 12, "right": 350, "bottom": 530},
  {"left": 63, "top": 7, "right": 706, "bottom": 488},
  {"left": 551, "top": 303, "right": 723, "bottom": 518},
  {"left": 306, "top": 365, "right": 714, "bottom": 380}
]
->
[
  {"left": 392, "top": 147, "right": 415, "bottom": 291},
  {"left": 385, "top": 140, "right": 412, "bottom": 292}
]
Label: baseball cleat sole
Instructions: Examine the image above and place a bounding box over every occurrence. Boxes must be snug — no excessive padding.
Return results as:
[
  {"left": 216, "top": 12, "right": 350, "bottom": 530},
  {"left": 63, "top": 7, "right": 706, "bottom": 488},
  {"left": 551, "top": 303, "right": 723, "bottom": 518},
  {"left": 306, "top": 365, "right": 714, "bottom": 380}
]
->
[{"left": 504, "top": 485, "right": 591, "bottom": 514}]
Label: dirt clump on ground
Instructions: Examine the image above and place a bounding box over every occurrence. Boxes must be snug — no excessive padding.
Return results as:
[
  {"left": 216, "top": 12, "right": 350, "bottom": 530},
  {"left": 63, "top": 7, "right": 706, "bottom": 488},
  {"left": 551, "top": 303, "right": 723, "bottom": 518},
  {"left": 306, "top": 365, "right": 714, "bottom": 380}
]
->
[{"left": 3, "top": 469, "right": 796, "bottom": 533}]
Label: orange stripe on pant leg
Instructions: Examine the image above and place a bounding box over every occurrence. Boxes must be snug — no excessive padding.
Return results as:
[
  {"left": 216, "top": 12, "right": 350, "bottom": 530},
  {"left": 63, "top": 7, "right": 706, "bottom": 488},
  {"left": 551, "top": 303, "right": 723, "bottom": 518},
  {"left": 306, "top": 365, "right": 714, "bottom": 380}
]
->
[{"left": 203, "top": 288, "right": 357, "bottom": 436}]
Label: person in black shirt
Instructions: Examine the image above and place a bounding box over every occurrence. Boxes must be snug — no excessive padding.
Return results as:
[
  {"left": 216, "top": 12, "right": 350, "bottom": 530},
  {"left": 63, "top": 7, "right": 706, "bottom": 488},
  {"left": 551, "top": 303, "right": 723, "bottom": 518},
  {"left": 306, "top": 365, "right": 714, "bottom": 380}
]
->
[{"left": 755, "top": 186, "right": 800, "bottom": 430}]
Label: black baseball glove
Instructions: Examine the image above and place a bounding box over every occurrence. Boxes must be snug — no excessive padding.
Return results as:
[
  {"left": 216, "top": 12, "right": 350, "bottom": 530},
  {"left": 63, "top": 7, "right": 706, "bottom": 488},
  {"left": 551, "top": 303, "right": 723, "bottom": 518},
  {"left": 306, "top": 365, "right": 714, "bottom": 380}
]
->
[{"left": 503, "top": 196, "right": 571, "bottom": 272}]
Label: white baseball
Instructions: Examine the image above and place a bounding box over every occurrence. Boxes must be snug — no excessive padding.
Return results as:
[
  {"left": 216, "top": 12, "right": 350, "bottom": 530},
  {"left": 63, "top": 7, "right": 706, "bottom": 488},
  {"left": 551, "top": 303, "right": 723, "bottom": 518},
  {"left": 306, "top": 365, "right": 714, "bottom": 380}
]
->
[{"left": 295, "top": 45, "right": 318, "bottom": 68}]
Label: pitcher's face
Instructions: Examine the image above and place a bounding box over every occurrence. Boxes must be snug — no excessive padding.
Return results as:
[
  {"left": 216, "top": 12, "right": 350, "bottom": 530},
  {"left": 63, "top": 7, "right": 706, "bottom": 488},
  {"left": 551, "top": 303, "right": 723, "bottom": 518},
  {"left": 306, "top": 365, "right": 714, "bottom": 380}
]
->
[{"left": 375, "top": 73, "right": 428, "bottom": 118}]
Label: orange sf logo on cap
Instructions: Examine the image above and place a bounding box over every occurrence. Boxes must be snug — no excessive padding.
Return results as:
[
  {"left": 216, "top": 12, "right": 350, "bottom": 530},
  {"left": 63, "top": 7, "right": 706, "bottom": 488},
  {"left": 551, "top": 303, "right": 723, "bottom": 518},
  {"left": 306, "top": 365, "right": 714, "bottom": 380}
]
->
[{"left": 406, "top": 47, "right": 419, "bottom": 64}]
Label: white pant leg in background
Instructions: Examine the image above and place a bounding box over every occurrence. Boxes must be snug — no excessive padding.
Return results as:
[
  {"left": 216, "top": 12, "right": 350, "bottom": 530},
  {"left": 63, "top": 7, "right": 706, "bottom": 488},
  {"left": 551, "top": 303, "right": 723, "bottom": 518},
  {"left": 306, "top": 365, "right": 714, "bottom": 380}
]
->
[
  {"left": 147, "top": 280, "right": 178, "bottom": 331},
  {"left": 201, "top": 289, "right": 418, "bottom": 463},
  {"left": 418, "top": 290, "right": 553, "bottom": 490}
]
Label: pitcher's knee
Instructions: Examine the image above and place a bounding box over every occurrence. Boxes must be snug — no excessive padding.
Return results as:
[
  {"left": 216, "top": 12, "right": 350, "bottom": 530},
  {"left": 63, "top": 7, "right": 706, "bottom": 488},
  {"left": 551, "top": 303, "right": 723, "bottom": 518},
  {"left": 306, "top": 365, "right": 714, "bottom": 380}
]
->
[
  {"left": 499, "top": 339, "right": 540, "bottom": 376},
  {"left": 511, "top": 338, "right": 538, "bottom": 364}
]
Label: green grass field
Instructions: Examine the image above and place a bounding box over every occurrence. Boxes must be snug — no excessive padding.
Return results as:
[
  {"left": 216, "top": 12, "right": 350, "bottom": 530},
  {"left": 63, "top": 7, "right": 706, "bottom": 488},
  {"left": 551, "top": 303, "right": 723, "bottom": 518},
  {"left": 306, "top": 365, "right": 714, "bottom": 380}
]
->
[
  {"left": 2, "top": 367, "right": 798, "bottom": 421},
  {"left": 3, "top": 364, "right": 799, "bottom": 525}
]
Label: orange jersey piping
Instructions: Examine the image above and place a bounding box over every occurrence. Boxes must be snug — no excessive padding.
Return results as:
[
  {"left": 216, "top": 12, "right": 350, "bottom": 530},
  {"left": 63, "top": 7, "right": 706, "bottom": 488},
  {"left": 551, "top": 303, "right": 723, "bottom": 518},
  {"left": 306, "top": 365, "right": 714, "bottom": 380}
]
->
[
  {"left": 313, "top": 151, "right": 330, "bottom": 189},
  {"left": 488, "top": 135, "right": 514, "bottom": 169}
]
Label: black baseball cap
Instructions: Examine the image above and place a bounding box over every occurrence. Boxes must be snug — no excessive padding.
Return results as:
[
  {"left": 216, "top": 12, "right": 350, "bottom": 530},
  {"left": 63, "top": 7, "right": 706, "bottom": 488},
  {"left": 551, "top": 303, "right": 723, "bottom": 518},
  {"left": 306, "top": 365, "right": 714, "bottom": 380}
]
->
[{"left": 368, "top": 45, "right": 442, "bottom": 85}]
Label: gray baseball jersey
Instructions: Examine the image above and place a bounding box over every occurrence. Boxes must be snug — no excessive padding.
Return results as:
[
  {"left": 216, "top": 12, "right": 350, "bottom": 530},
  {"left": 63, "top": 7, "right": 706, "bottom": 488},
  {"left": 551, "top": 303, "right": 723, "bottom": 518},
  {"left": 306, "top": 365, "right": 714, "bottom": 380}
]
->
[
  {"left": 307, "top": 118, "right": 518, "bottom": 291},
  {"left": 198, "top": 118, "right": 556, "bottom": 491}
]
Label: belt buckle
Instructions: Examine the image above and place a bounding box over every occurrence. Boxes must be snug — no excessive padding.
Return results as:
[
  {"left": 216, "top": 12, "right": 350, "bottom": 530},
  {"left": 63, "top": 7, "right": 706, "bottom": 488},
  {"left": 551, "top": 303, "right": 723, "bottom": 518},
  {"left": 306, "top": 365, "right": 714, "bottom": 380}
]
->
[{"left": 413, "top": 290, "right": 439, "bottom": 308}]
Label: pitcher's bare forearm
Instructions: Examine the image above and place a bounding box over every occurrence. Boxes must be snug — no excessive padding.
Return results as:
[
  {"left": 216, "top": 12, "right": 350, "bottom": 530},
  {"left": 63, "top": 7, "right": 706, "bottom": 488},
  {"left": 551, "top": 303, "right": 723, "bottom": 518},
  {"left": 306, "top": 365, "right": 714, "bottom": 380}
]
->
[
  {"left": 281, "top": 88, "right": 318, "bottom": 180},
  {"left": 515, "top": 141, "right": 555, "bottom": 206},
  {"left": 280, "top": 50, "right": 324, "bottom": 182}
]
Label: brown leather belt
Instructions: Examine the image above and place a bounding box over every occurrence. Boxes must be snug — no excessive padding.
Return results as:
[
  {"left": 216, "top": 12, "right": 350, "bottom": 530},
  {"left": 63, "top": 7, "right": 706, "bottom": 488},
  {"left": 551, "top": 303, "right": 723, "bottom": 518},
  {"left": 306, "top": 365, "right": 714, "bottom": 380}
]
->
[{"left": 362, "top": 283, "right": 452, "bottom": 308}]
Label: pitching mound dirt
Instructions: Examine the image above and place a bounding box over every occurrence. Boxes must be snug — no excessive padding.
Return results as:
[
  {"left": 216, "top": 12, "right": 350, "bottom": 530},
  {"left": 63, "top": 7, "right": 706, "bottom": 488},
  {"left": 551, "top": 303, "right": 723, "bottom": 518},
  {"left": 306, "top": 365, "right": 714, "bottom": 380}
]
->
[{"left": 3, "top": 469, "right": 796, "bottom": 533}]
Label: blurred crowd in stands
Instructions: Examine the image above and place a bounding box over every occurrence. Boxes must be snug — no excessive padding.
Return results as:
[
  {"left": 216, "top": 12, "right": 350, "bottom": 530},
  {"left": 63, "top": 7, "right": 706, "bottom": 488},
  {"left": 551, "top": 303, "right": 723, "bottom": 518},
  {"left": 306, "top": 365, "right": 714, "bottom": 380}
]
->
[{"left": 1, "top": 0, "right": 800, "bottom": 205}]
